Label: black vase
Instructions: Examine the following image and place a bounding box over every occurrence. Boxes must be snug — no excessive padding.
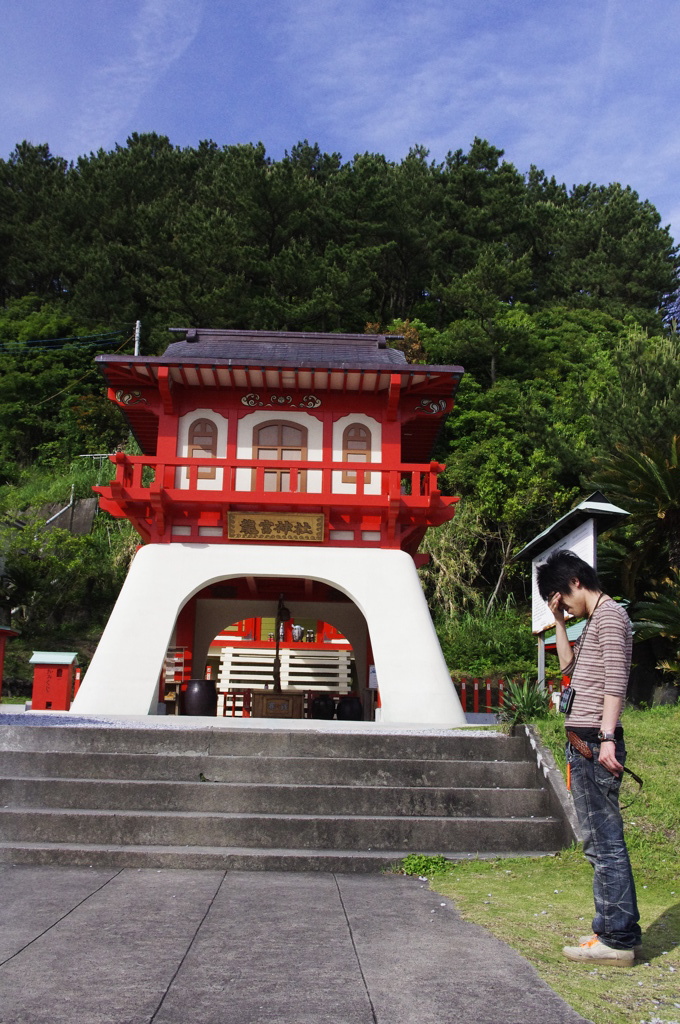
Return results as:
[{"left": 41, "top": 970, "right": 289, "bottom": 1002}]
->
[
  {"left": 336, "top": 695, "right": 363, "bottom": 721},
  {"left": 310, "top": 694, "right": 336, "bottom": 720},
  {"left": 180, "top": 678, "right": 217, "bottom": 716}
]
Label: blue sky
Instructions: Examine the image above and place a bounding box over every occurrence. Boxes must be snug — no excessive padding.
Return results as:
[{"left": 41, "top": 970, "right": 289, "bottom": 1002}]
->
[{"left": 2, "top": 0, "right": 679, "bottom": 243}]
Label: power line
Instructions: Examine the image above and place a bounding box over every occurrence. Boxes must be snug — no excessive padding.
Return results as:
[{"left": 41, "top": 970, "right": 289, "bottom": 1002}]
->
[
  {"left": 0, "top": 329, "right": 126, "bottom": 354},
  {"left": 36, "top": 332, "right": 134, "bottom": 406}
]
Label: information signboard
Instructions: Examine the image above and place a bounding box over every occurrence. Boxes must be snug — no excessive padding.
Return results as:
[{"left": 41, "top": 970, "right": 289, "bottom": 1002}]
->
[{"left": 531, "top": 518, "right": 596, "bottom": 634}]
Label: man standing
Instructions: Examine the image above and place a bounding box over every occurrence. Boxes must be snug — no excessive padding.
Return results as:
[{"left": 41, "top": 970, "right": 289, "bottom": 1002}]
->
[{"left": 536, "top": 549, "right": 641, "bottom": 966}]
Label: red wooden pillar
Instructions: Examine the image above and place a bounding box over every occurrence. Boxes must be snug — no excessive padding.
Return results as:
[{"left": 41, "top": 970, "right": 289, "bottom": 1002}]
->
[
  {"left": 226, "top": 407, "right": 239, "bottom": 492},
  {"left": 0, "top": 628, "right": 18, "bottom": 703},
  {"left": 547, "top": 679, "right": 557, "bottom": 712},
  {"left": 175, "top": 598, "right": 196, "bottom": 681}
]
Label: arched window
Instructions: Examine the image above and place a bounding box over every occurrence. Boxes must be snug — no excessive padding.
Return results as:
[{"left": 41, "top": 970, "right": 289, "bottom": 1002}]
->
[
  {"left": 342, "top": 423, "right": 372, "bottom": 484},
  {"left": 253, "top": 421, "right": 308, "bottom": 492},
  {"left": 188, "top": 418, "right": 218, "bottom": 480}
]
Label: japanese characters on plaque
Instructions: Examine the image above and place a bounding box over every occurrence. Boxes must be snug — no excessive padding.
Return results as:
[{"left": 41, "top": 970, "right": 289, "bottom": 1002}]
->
[{"left": 227, "top": 512, "right": 325, "bottom": 542}]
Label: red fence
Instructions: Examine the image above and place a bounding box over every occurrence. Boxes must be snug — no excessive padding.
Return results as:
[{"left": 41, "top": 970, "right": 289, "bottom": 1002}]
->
[
  {"left": 220, "top": 680, "right": 570, "bottom": 717},
  {"left": 452, "top": 677, "right": 568, "bottom": 714}
]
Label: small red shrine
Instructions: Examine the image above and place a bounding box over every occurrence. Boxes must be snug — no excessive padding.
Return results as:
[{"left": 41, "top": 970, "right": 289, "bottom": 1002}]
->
[
  {"left": 29, "top": 651, "right": 78, "bottom": 711},
  {"left": 71, "top": 329, "right": 466, "bottom": 725}
]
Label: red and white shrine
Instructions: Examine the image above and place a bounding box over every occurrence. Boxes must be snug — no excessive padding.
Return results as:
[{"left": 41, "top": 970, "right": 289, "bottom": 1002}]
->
[{"left": 71, "top": 329, "right": 466, "bottom": 724}]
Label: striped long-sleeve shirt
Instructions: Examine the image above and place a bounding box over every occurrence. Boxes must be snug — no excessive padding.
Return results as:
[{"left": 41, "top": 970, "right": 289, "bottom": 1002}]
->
[{"left": 564, "top": 600, "right": 632, "bottom": 728}]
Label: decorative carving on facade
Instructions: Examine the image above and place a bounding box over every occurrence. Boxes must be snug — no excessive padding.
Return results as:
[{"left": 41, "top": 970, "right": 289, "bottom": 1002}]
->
[
  {"left": 227, "top": 512, "right": 325, "bottom": 542},
  {"left": 241, "top": 393, "right": 322, "bottom": 409},
  {"left": 414, "top": 398, "right": 447, "bottom": 415},
  {"left": 115, "top": 389, "right": 148, "bottom": 406}
]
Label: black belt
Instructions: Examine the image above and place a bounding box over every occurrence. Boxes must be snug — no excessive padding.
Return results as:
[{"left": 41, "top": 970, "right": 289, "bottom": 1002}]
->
[{"left": 567, "top": 725, "right": 623, "bottom": 742}]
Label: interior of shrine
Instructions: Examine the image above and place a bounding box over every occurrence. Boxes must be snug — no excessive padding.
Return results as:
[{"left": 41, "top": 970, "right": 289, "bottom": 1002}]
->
[{"left": 161, "top": 576, "right": 374, "bottom": 720}]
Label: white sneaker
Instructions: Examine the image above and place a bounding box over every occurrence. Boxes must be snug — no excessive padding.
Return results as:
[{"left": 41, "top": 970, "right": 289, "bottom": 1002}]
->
[
  {"left": 563, "top": 937, "right": 634, "bottom": 965},
  {"left": 578, "top": 933, "right": 642, "bottom": 956}
]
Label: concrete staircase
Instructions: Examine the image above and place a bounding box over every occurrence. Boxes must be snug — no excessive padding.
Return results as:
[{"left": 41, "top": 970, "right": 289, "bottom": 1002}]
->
[{"left": 0, "top": 723, "right": 574, "bottom": 871}]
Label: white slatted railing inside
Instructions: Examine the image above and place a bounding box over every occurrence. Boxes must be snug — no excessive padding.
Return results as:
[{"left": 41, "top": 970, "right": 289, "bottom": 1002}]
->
[{"left": 218, "top": 647, "right": 353, "bottom": 694}]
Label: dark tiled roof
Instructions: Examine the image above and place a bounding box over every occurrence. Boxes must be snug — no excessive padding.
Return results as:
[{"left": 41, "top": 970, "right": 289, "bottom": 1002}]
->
[{"left": 162, "top": 329, "right": 409, "bottom": 369}]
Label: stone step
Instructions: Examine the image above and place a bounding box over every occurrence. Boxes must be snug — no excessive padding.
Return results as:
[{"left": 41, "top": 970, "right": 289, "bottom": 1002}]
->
[
  {"left": 0, "top": 841, "right": 557, "bottom": 872},
  {"left": 0, "top": 806, "right": 563, "bottom": 851},
  {"left": 0, "top": 724, "right": 530, "bottom": 761},
  {"left": 0, "top": 777, "right": 550, "bottom": 818},
  {"left": 0, "top": 722, "right": 574, "bottom": 869},
  {"left": 0, "top": 751, "right": 539, "bottom": 788}
]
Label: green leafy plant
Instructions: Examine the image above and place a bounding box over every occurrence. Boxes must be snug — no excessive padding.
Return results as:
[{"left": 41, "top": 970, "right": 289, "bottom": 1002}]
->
[
  {"left": 400, "top": 853, "right": 449, "bottom": 876},
  {"left": 495, "top": 677, "right": 552, "bottom": 727},
  {"left": 435, "top": 599, "right": 538, "bottom": 677}
]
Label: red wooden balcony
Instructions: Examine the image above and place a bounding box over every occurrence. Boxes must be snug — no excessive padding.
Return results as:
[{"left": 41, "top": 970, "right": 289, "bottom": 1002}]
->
[{"left": 95, "top": 452, "right": 458, "bottom": 546}]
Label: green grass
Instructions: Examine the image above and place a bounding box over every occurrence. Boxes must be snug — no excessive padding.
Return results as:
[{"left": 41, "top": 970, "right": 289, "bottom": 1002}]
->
[
  {"left": 0, "top": 460, "right": 113, "bottom": 511},
  {"left": 421, "top": 705, "right": 680, "bottom": 1024}
]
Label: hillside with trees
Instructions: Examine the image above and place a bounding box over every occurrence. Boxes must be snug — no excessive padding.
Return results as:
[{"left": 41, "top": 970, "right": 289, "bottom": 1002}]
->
[{"left": 1, "top": 134, "right": 679, "bottom": 694}]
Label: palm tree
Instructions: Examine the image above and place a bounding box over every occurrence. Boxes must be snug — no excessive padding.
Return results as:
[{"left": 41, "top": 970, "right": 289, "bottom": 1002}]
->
[
  {"left": 633, "top": 570, "right": 680, "bottom": 683},
  {"left": 591, "top": 435, "right": 680, "bottom": 598}
]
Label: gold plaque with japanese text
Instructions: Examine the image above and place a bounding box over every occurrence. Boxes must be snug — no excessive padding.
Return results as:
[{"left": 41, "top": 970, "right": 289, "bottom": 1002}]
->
[{"left": 227, "top": 512, "right": 325, "bottom": 542}]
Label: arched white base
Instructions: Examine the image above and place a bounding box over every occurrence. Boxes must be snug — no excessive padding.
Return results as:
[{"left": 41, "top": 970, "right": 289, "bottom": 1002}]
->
[{"left": 71, "top": 544, "right": 465, "bottom": 726}]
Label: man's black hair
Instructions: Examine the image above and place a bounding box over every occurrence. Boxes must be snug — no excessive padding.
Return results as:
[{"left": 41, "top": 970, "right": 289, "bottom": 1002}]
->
[{"left": 536, "top": 549, "right": 601, "bottom": 601}]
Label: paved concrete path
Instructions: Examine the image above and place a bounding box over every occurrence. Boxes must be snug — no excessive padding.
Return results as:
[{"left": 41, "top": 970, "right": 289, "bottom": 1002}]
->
[{"left": 0, "top": 867, "right": 590, "bottom": 1024}]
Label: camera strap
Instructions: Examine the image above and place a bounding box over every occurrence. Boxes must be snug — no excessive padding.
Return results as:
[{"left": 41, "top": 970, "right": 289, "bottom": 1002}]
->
[
  {"left": 559, "top": 594, "right": 605, "bottom": 714},
  {"left": 568, "top": 592, "right": 605, "bottom": 677}
]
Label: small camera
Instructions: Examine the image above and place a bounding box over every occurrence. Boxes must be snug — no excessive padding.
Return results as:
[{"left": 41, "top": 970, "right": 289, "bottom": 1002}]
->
[{"left": 559, "top": 686, "right": 575, "bottom": 714}]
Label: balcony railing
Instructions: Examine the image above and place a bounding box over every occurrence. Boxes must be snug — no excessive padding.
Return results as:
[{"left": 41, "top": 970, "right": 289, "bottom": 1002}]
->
[{"left": 100, "top": 453, "right": 452, "bottom": 509}]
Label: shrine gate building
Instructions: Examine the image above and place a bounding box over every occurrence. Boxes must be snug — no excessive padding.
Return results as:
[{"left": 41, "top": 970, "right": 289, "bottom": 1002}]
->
[{"left": 71, "top": 329, "right": 466, "bottom": 725}]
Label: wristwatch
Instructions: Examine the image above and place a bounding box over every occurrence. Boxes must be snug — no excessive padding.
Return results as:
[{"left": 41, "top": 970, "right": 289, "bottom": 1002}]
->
[{"left": 597, "top": 731, "right": 617, "bottom": 742}]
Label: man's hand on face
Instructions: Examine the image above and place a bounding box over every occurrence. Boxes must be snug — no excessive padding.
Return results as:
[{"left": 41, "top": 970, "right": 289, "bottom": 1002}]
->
[{"left": 548, "top": 591, "right": 566, "bottom": 623}]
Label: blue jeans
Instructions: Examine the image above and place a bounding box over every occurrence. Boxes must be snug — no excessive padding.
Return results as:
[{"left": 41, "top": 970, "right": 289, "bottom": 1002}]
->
[{"left": 567, "top": 738, "right": 641, "bottom": 949}]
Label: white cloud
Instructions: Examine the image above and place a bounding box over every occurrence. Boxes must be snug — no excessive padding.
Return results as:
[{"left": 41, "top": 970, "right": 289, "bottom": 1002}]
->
[
  {"left": 68, "top": 0, "right": 203, "bottom": 156},
  {"left": 274, "top": 0, "right": 599, "bottom": 160},
  {"left": 271, "top": 0, "right": 680, "bottom": 238},
  {"left": 1, "top": 82, "right": 54, "bottom": 123}
]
